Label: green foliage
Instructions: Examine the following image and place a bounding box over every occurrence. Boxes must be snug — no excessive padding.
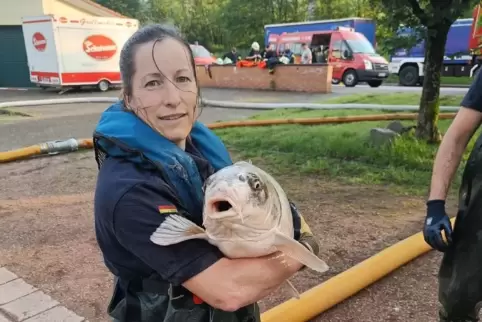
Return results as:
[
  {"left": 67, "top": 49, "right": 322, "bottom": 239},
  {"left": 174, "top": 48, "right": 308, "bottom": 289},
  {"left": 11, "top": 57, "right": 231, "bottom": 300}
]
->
[{"left": 92, "top": 0, "right": 448, "bottom": 54}]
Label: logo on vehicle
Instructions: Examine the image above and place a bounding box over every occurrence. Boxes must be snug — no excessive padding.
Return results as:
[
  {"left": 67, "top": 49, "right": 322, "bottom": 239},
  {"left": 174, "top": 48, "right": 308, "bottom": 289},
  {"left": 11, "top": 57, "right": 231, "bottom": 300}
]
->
[
  {"left": 59, "top": 17, "right": 68, "bottom": 23},
  {"left": 32, "top": 32, "right": 47, "bottom": 52},
  {"left": 82, "top": 35, "right": 117, "bottom": 60}
]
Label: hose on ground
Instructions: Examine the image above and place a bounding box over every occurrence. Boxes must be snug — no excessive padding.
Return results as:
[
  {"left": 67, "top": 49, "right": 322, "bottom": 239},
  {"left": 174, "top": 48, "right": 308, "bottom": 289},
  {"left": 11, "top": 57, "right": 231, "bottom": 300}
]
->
[
  {"left": 0, "top": 97, "right": 461, "bottom": 112},
  {"left": 260, "top": 217, "right": 455, "bottom": 322},
  {"left": 0, "top": 112, "right": 457, "bottom": 163}
]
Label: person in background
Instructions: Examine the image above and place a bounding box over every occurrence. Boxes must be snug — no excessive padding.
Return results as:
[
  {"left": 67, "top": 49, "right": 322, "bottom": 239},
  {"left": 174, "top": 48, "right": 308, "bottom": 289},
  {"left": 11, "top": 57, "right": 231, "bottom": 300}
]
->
[
  {"left": 222, "top": 47, "right": 238, "bottom": 64},
  {"left": 301, "top": 43, "right": 312, "bottom": 64},
  {"left": 246, "top": 42, "right": 262, "bottom": 61},
  {"left": 93, "top": 23, "right": 321, "bottom": 322},
  {"left": 263, "top": 44, "right": 279, "bottom": 73},
  {"left": 423, "top": 69, "right": 482, "bottom": 322},
  {"left": 281, "top": 47, "right": 294, "bottom": 64},
  {"left": 262, "top": 45, "right": 271, "bottom": 59}
]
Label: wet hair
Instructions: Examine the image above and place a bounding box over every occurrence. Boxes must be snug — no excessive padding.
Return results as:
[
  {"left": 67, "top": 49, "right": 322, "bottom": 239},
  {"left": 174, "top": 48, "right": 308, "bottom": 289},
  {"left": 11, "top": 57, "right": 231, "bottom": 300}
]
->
[{"left": 119, "top": 24, "right": 200, "bottom": 106}]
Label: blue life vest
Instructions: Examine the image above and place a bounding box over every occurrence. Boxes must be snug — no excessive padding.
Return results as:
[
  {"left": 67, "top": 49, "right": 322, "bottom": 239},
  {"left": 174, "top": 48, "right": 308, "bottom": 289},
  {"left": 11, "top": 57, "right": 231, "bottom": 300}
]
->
[{"left": 93, "top": 101, "right": 233, "bottom": 216}]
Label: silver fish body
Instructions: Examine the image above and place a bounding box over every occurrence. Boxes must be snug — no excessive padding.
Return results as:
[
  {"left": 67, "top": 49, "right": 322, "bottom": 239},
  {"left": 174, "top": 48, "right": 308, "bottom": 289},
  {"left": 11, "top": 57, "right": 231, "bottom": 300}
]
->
[{"left": 150, "top": 161, "right": 329, "bottom": 297}]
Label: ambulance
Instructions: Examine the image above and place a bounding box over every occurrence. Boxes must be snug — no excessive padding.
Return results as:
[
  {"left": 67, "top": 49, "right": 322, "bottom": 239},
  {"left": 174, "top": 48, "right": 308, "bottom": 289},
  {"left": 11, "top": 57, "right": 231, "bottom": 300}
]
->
[{"left": 21, "top": 15, "right": 139, "bottom": 91}]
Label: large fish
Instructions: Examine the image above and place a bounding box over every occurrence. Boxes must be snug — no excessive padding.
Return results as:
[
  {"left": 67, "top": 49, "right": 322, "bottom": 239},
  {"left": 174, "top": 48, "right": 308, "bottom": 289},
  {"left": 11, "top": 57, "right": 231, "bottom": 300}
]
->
[{"left": 150, "top": 161, "right": 329, "bottom": 297}]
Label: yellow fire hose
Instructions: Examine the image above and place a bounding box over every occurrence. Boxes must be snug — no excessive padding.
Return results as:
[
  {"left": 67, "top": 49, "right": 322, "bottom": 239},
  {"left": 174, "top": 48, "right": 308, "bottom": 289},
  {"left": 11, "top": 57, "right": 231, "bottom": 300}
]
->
[
  {"left": 261, "top": 217, "right": 455, "bottom": 321},
  {"left": 0, "top": 112, "right": 457, "bottom": 163},
  {"left": 0, "top": 111, "right": 456, "bottom": 321}
]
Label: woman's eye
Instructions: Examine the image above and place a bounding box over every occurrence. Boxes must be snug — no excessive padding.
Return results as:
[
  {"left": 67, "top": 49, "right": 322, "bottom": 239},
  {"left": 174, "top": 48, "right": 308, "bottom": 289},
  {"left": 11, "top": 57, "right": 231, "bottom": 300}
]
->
[
  {"left": 145, "top": 80, "right": 161, "bottom": 87},
  {"left": 177, "top": 76, "right": 191, "bottom": 83}
]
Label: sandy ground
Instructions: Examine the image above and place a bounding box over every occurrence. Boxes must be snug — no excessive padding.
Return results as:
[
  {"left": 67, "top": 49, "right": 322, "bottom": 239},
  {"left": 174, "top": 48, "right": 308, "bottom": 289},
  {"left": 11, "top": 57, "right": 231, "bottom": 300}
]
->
[
  {"left": 0, "top": 91, "right": 463, "bottom": 321},
  {"left": 0, "top": 152, "right": 456, "bottom": 322}
]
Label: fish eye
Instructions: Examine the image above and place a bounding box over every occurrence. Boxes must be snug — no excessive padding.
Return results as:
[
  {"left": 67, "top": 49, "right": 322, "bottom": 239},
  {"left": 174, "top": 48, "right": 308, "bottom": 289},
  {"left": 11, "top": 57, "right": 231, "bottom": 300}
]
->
[
  {"left": 247, "top": 173, "right": 263, "bottom": 191},
  {"left": 252, "top": 179, "right": 262, "bottom": 191}
]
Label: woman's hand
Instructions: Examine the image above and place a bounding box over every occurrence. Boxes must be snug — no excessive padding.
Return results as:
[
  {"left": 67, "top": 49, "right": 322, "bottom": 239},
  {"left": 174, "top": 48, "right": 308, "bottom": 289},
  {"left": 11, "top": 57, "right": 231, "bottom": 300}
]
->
[{"left": 182, "top": 252, "right": 303, "bottom": 312}]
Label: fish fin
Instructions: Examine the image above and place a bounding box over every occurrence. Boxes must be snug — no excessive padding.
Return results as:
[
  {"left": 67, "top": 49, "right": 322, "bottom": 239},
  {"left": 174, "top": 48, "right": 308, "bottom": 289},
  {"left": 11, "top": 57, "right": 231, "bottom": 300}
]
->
[
  {"left": 150, "top": 214, "right": 207, "bottom": 246},
  {"left": 274, "top": 233, "right": 329, "bottom": 273},
  {"left": 284, "top": 280, "right": 301, "bottom": 299}
]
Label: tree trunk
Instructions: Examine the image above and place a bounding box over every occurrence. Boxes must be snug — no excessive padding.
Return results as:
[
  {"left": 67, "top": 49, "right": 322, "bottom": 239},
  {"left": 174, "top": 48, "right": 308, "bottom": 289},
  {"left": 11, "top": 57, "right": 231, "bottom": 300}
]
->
[{"left": 415, "top": 24, "right": 451, "bottom": 143}]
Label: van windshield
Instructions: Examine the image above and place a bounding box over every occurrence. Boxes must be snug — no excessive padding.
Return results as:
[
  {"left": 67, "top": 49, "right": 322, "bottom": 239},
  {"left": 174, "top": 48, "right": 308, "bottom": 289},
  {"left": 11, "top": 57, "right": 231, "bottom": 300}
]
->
[
  {"left": 190, "top": 45, "right": 211, "bottom": 58},
  {"left": 346, "top": 38, "right": 376, "bottom": 54}
]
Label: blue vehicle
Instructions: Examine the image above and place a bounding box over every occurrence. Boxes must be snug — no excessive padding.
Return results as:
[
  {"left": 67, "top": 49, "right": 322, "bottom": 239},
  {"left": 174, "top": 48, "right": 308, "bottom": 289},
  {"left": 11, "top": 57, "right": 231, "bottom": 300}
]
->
[
  {"left": 264, "top": 17, "right": 377, "bottom": 48},
  {"left": 388, "top": 18, "right": 473, "bottom": 86}
]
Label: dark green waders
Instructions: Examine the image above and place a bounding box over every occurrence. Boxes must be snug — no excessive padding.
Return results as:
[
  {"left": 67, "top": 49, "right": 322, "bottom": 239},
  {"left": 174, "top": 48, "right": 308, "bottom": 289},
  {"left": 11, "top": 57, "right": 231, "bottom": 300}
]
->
[
  {"left": 438, "top": 133, "right": 482, "bottom": 322},
  {"left": 108, "top": 275, "right": 261, "bottom": 322}
]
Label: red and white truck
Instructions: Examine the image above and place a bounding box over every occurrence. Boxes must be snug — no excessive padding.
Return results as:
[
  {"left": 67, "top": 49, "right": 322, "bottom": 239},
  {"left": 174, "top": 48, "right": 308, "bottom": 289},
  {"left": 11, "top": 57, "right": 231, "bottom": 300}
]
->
[{"left": 21, "top": 15, "right": 139, "bottom": 91}]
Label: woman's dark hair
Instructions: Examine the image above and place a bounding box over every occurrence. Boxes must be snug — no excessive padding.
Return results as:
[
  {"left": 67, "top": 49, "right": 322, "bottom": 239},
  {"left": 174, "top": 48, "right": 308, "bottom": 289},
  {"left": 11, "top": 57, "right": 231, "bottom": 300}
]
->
[{"left": 119, "top": 24, "right": 200, "bottom": 103}]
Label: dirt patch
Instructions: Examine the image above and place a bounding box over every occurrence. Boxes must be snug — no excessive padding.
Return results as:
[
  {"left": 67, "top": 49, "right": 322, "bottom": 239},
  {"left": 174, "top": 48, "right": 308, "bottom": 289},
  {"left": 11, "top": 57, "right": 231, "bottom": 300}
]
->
[{"left": 0, "top": 151, "right": 458, "bottom": 322}]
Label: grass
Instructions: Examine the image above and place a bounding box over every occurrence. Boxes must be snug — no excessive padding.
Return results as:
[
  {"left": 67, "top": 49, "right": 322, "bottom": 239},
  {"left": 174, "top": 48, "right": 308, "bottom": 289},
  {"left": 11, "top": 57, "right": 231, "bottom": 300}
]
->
[
  {"left": 0, "top": 107, "right": 31, "bottom": 117},
  {"left": 320, "top": 93, "right": 465, "bottom": 106},
  {"left": 214, "top": 93, "right": 477, "bottom": 195},
  {"left": 386, "top": 74, "right": 473, "bottom": 86}
]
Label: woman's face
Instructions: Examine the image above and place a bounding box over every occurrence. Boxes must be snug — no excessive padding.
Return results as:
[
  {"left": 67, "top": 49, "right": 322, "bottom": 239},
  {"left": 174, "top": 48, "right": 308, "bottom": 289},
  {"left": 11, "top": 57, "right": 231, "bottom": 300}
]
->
[{"left": 128, "top": 37, "right": 198, "bottom": 149}]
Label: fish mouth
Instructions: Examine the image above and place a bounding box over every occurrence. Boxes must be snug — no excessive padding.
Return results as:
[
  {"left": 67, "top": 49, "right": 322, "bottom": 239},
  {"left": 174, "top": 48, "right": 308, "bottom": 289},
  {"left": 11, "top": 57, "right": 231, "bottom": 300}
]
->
[
  {"left": 213, "top": 200, "right": 233, "bottom": 212},
  {"left": 207, "top": 197, "right": 238, "bottom": 219}
]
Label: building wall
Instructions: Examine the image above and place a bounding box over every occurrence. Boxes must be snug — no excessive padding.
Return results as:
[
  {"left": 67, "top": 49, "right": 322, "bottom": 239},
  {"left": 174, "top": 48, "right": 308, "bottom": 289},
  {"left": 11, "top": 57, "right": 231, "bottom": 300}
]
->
[
  {"left": 42, "top": 0, "right": 94, "bottom": 17},
  {"left": 0, "top": 0, "right": 44, "bottom": 25},
  {"left": 0, "top": 0, "right": 121, "bottom": 25}
]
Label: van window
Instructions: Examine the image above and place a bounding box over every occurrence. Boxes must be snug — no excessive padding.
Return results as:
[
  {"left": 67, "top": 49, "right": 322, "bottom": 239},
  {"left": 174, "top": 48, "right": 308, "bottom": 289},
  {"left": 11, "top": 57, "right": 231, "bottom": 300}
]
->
[
  {"left": 345, "top": 38, "right": 376, "bottom": 54},
  {"left": 278, "top": 43, "right": 285, "bottom": 52},
  {"left": 331, "top": 40, "right": 341, "bottom": 58},
  {"left": 331, "top": 40, "right": 351, "bottom": 59},
  {"left": 340, "top": 41, "right": 350, "bottom": 59}
]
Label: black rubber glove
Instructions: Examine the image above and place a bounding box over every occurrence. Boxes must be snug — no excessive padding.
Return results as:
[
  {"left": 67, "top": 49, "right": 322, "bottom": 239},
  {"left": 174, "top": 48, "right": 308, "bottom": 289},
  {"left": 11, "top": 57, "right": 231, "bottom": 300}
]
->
[{"left": 423, "top": 200, "right": 453, "bottom": 252}]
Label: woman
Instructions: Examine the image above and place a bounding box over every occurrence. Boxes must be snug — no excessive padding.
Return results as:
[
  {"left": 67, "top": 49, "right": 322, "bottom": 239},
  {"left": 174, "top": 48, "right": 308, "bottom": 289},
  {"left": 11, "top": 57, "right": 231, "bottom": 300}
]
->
[{"left": 93, "top": 24, "right": 321, "bottom": 322}]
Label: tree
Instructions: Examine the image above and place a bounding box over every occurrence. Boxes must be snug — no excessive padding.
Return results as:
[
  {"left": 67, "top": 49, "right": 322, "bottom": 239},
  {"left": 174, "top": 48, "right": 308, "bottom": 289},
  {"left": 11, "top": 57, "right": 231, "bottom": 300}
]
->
[{"left": 375, "top": 0, "right": 478, "bottom": 143}]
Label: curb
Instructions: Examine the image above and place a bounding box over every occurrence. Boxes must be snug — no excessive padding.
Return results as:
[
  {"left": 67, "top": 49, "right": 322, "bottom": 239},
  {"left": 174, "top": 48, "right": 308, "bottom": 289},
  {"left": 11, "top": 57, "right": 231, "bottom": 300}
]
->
[
  {"left": 0, "top": 267, "right": 88, "bottom": 322},
  {"left": 383, "top": 82, "right": 470, "bottom": 88},
  {"left": 0, "top": 88, "right": 32, "bottom": 91}
]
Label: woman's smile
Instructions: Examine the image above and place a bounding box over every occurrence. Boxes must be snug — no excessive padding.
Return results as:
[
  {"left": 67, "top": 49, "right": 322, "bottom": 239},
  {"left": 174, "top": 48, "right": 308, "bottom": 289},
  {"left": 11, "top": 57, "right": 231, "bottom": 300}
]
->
[{"left": 158, "top": 113, "right": 187, "bottom": 121}]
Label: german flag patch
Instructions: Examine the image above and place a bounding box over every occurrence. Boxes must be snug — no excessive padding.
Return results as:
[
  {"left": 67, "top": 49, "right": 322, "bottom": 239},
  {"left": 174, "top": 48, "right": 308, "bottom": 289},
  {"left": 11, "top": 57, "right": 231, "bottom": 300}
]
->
[{"left": 158, "top": 205, "right": 178, "bottom": 215}]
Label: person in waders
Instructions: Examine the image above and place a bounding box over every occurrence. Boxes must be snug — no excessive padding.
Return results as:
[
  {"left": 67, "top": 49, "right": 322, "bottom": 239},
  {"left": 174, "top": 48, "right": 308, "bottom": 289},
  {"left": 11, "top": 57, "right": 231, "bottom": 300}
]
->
[
  {"left": 424, "top": 69, "right": 482, "bottom": 322},
  {"left": 92, "top": 24, "right": 321, "bottom": 322}
]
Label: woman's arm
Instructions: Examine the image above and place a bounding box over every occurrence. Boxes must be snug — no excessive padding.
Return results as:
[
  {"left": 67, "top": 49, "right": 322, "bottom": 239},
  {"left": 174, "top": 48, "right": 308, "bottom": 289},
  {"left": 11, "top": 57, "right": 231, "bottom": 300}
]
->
[
  {"left": 183, "top": 253, "right": 303, "bottom": 312},
  {"left": 184, "top": 200, "right": 320, "bottom": 311},
  {"left": 113, "top": 181, "right": 308, "bottom": 312}
]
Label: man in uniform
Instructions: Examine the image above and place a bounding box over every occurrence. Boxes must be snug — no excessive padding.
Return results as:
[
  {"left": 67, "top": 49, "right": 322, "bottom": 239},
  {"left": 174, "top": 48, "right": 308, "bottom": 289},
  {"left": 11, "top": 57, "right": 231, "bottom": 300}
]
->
[{"left": 424, "top": 70, "right": 482, "bottom": 321}]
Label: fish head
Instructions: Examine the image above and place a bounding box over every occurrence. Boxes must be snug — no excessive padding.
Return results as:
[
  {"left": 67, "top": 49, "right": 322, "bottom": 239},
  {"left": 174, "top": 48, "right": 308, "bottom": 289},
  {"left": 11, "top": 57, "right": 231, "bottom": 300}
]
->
[{"left": 203, "top": 161, "right": 282, "bottom": 230}]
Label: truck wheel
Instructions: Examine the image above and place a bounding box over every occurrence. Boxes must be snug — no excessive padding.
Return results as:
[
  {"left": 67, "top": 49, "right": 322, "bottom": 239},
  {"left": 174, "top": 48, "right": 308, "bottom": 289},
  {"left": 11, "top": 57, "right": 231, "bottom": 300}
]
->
[
  {"left": 367, "top": 80, "right": 383, "bottom": 88},
  {"left": 342, "top": 70, "right": 358, "bottom": 87},
  {"left": 98, "top": 80, "right": 110, "bottom": 92},
  {"left": 331, "top": 79, "right": 341, "bottom": 85},
  {"left": 399, "top": 65, "right": 419, "bottom": 86}
]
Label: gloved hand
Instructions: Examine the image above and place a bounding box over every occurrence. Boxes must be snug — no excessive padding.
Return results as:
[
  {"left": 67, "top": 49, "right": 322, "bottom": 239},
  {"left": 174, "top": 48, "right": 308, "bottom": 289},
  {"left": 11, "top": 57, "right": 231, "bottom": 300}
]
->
[{"left": 423, "top": 199, "right": 453, "bottom": 252}]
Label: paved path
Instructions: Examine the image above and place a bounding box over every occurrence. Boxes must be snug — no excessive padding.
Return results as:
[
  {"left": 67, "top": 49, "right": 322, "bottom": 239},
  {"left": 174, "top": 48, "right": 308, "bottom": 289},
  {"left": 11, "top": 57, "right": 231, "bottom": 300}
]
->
[
  {"left": 0, "top": 106, "right": 258, "bottom": 151},
  {"left": 0, "top": 267, "right": 87, "bottom": 322}
]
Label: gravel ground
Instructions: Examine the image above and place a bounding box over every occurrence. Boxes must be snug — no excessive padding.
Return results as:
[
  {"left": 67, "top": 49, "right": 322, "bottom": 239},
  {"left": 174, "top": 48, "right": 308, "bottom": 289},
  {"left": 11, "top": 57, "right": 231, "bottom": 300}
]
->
[{"left": 0, "top": 153, "right": 458, "bottom": 322}]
